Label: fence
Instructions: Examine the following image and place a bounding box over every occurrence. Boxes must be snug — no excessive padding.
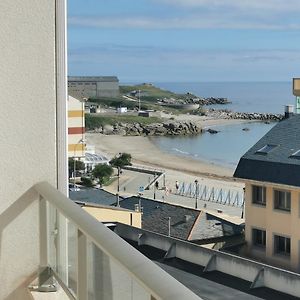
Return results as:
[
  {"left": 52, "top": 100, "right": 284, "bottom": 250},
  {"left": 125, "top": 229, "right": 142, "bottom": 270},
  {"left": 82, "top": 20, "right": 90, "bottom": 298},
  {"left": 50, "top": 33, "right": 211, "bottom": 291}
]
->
[{"left": 175, "top": 182, "right": 244, "bottom": 207}]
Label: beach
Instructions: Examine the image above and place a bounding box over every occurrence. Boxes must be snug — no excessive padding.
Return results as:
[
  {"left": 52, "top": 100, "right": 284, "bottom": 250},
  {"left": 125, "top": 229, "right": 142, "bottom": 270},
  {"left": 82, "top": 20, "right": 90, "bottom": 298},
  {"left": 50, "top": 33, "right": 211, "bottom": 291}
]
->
[{"left": 85, "top": 116, "right": 250, "bottom": 179}]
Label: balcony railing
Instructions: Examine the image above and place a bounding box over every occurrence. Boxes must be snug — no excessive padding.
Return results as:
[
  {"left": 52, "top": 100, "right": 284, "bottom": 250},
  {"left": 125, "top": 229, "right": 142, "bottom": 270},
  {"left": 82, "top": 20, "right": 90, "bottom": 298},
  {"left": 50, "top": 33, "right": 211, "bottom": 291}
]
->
[{"left": 34, "top": 181, "right": 201, "bottom": 300}]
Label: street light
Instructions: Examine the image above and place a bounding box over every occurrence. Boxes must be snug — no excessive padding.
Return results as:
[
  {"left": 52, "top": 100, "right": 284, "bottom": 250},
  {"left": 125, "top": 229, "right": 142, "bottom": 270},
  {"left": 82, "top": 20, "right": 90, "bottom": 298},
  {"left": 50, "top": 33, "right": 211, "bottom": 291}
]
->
[
  {"left": 73, "top": 138, "right": 85, "bottom": 184},
  {"left": 117, "top": 166, "right": 123, "bottom": 193},
  {"left": 194, "top": 179, "right": 199, "bottom": 209},
  {"left": 153, "top": 173, "right": 157, "bottom": 199}
]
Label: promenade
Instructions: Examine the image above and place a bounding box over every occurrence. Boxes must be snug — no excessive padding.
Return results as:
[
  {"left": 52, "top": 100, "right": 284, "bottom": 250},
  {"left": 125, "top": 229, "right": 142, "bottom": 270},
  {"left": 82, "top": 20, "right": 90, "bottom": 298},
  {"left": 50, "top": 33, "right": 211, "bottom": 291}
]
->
[{"left": 104, "top": 168, "right": 245, "bottom": 218}]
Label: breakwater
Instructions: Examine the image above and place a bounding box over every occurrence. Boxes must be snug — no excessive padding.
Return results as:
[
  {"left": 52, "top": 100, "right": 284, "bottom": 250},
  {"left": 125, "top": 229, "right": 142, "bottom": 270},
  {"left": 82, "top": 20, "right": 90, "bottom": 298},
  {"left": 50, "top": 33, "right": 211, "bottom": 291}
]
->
[
  {"left": 206, "top": 109, "right": 284, "bottom": 121},
  {"left": 91, "top": 121, "right": 202, "bottom": 136}
]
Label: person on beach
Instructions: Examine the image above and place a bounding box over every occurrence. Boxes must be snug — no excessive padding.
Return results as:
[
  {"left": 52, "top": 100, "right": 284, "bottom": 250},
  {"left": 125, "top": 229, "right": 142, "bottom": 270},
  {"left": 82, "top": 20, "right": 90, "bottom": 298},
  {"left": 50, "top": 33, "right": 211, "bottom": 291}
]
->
[{"left": 175, "top": 180, "right": 179, "bottom": 192}]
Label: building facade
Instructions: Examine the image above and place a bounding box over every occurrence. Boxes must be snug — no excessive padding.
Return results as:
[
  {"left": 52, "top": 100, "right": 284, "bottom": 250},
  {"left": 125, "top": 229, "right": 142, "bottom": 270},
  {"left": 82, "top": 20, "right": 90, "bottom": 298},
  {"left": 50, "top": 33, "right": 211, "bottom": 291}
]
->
[
  {"left": 0, "top": 0, "right": 67, "bottom": 298},
  {"left": 68, "top": 76, "right": 119, "bottom": 99},
  {"left": 234, "top": 113, "right": 300, "bottom": 271},
  {"left": 68, "top": 95, "right": 85, "bottom": 158}
]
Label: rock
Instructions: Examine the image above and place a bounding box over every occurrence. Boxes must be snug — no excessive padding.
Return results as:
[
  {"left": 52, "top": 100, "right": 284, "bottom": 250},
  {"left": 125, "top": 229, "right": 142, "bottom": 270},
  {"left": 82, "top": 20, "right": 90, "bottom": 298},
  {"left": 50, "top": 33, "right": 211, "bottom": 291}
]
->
[
  {"left": 102, "top": 124, "right": 114, "bottom": 135},
  {"left": 207, "top": 128, "right": 219, "bottom": 134},
  {"left": 89, "top": 120, "right": 203, "bottom": 137}
]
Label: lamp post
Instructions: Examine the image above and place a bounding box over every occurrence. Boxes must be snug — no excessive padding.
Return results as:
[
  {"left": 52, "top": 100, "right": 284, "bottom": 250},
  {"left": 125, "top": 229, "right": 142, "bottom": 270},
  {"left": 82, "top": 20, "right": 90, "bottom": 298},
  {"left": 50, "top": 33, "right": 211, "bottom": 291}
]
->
[
  {"left": 195, "top": 179, "right": 199, "bottom": 209},
  {"left": 138, "top": 89, "right": 141, "bottom": 111},
  {"left": 73, "top": 138, "right": 85, "bottom": 184},
  {"left": 117, "top": 166, "right": 122, "bottom": 193},
  {"left": 153, "top": 172, "right": 157, "bottom": 200}
]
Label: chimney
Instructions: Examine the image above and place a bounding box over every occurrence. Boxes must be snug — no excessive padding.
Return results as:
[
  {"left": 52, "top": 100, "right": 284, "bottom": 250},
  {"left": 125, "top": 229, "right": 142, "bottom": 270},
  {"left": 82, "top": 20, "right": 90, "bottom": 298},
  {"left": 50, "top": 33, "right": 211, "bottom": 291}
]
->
[
  {"left": 284, "top": 105, "right": 294, "bottom": 118},
  {"left": 184, "top": 215, "right": 192, "bottom": 222}
]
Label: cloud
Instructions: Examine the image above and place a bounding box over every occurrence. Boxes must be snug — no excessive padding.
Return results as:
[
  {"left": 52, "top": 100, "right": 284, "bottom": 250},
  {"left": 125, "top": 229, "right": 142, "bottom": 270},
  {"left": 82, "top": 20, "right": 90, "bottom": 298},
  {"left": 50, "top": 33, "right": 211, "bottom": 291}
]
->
[
  {"left": 69, "top": 14, "right": 300, "bottom": 30},
  {"left": 69, "top": 44, "right": 300, "bottom": 64},
  {"left": 68, "top": 0, "right": 300, "bottom": 30},
  {"left": 157, "top": 0, "right": 300, "bottom": 13},
  {"left": 68, "top": 44, "right": 300, "bottom": 81}
]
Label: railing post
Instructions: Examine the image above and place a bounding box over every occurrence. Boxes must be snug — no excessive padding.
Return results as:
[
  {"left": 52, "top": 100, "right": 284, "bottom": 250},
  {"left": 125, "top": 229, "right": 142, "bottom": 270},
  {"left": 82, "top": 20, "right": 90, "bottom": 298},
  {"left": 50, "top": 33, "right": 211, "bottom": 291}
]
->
[
  {"left": 77, "top": 229, "right": 88, "bottom": 300},
  {"left": 38, "top": 196, "right": 56, "bottom": 292}
]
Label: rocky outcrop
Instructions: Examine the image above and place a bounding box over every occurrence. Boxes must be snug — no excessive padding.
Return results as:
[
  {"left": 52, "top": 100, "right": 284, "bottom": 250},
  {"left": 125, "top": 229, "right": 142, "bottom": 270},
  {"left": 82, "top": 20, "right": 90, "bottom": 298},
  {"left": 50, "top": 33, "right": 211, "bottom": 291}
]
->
[
  {"left": 198, "top": 97, "right": 231, "bottom": 105},
  {"left": 89, "top": 121, "right": 202, "bottom": 136},
  {"left": 206, "top": 109, "right": 284, "bottom": 121},
  {"left": 206, "top": 128, "right": 219, "bottom": 134}
]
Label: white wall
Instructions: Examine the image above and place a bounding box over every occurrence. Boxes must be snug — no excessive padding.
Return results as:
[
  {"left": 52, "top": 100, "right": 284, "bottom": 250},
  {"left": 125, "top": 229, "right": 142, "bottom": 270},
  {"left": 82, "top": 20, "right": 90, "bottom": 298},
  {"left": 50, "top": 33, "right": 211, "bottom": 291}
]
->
[{"left": 0, "top": 1, "right": 57, "bottom": 298}]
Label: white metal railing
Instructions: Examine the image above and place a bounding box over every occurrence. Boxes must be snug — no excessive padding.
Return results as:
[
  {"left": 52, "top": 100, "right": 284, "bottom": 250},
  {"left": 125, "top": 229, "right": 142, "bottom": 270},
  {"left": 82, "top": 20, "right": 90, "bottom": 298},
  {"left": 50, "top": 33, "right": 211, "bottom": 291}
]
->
[{"left": 34, "top": 181, "right": 201, "bottom": 300}]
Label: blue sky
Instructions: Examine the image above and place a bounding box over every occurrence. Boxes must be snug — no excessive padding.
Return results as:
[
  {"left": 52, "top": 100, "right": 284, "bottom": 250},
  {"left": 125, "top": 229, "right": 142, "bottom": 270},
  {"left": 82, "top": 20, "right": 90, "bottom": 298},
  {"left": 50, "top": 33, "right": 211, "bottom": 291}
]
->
[{"left": 68, "top": 0, "right": 300, "bottom": 82}]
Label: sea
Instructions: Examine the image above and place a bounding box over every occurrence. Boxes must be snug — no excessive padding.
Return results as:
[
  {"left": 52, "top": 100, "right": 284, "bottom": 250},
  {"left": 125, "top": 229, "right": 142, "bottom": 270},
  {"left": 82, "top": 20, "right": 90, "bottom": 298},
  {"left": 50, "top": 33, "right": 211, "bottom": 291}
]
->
[{"left": 147, "top": 82, "right": 294, "bottom": 170}]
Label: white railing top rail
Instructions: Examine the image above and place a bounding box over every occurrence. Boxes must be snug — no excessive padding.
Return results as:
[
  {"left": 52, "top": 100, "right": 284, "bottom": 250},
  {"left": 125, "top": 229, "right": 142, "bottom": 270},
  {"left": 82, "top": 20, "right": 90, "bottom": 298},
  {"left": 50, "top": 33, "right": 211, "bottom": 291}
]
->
[{"left": 34, "top": 181, "right": 201, "bottom": 300}]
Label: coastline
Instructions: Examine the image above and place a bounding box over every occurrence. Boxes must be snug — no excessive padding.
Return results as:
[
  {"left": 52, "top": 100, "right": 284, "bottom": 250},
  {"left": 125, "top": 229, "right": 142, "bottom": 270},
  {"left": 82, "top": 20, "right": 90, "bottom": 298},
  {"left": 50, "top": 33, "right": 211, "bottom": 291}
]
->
[{"left": 85, "top": 116, "right": 250, "bottom": 180}]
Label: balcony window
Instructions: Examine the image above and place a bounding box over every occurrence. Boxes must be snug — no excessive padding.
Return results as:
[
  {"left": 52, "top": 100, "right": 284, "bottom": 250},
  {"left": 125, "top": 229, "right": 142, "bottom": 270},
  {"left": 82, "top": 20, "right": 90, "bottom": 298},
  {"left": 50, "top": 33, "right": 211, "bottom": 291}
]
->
[
  {"left": 252, "top": 228, "right": 266, "bottom": 248},
  {"left": 252, "top": 185, "right": 266, "bottom": 206},
  {"left": 274, "top": 235, "right": 290, "bottom": 256},
  {"left": 274, "top": 189, "right": 291, "bottom": 212}
]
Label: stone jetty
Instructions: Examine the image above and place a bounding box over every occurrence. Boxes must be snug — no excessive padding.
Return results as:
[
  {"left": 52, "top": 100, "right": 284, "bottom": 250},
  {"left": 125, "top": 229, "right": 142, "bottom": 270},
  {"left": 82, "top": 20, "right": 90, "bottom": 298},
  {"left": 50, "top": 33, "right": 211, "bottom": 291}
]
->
[
  {"left": 206, "top": 109, "right": 284, "bottom": 121},
  {"left": 91, "top": 121, "right": 202, "bottom": 136}
]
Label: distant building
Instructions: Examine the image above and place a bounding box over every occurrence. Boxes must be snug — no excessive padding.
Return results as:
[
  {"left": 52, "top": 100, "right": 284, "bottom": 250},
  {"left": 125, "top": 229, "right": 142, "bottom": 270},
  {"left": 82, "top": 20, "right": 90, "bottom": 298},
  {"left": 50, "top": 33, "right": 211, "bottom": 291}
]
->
[
  {"left": 234, "top": 112, "right": 300, "bottom": 272},
  {"left": 68, "top": 95, "right": 85, "bottom": 158},
  {"left": 117, "top": 107, "right": 127, "bottom": 114},
  {"left": 68, "top": 76, "right": 119, "bottom": 99}
]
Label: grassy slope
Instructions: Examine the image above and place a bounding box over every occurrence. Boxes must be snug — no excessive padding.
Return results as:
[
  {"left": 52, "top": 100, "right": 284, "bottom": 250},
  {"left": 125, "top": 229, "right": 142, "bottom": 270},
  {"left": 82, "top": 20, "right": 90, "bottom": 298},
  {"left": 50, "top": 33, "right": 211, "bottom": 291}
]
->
[
  {"left": 85, "top": 84, "right": 200, "bottom": 130},
  {"left": 85, "top": 114, "right": 162, "bottom": 130},
  {"left": 120, "top": 83, "right": 196, "bottom": 102}
]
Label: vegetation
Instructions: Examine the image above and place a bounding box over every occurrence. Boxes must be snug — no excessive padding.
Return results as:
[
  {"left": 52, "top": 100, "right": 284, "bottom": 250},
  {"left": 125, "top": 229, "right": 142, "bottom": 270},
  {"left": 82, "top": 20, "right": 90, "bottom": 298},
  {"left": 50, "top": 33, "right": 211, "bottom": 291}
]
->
[
  {"left": 68, "top": 158, "right": 85, "bottom": 178},
  {"left": 80, "top": 176, "right": 94, "bottom": 187},
  {"left": 89, "top": 97, "right": 138, "bottom": 110},
  {"left": 92, "top": 164, "right": 114, "bottom": 185},
  {"left": 110, "top": 153, "right": 132, "bottom": 168},
  {"left": 85, "top": 114, "right": 162, "bottom": 130},
  {"left": 84, "top": 83, "right": 202, "bottom": 130}
]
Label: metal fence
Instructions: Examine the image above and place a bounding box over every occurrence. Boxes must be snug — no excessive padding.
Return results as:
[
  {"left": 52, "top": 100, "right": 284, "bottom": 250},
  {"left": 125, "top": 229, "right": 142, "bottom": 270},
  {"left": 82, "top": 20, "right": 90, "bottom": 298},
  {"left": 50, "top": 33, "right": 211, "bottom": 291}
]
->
[{"left": 175, "top": 182, "right": 244, "bottom": 207}]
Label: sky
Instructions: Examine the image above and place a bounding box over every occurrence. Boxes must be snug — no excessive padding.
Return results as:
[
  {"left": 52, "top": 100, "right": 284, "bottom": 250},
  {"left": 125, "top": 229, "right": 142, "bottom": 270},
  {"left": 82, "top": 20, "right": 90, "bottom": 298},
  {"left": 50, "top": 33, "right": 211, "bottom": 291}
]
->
[{"left": 68, "top": 0, "right": 300, "bottom": 83}]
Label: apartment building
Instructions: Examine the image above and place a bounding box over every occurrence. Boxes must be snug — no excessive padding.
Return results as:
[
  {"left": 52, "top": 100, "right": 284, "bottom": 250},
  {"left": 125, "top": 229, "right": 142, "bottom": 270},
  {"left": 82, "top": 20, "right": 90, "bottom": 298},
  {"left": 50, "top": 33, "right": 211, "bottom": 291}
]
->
[
  {"left": 68, "top": 95, "right": 85, "bottom": 158},
  {"left": 234, "top": 113, "right": 300, "bottom": 271}
]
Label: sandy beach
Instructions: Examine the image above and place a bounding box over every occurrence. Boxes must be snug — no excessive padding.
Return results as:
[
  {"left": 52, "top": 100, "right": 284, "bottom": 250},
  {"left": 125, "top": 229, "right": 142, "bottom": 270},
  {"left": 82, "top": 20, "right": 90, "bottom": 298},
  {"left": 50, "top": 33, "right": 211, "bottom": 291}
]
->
[{"left": 85, "top": 116, "right": 249, "bottom": 180}]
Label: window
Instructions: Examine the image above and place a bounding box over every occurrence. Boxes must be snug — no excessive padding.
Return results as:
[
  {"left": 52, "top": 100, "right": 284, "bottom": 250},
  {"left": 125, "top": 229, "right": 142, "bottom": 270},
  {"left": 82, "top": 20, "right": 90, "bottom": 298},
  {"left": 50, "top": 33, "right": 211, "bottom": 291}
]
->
[
  {"left": 252, "top": 228, "right": 266, "bottom": 248},
  {"left": 252, "top": 185, "right": 266, "bottom": 206},
  {"left": 274, "top": 235, "right": 290, "bottom": 256},
  {"left": 256, "top": 144, "right": 277, "bottom": 155},
  {"left": 290, "top": 150, "right": 300, "bottom": 159},
  {"left": 274, "top": 189, "right": 291, "bottom": 212}
]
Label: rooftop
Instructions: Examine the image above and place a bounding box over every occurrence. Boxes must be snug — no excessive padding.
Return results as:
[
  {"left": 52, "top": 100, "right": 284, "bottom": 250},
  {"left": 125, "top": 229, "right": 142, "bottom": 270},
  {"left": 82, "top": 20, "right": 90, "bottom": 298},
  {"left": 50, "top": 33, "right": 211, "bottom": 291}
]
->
[
  {"left": 115, "top": 223, "right": 300, "bottom": 300},
  {"left": 69, "top": 188, "right": 122, "bottom": 206},
  {"left": 234, "top": 114, "right": 300, "bottom": 187},
  {"left": 68, "top": 76, "right": 119, "bottom": 82},
  {"left": 119, "top": 196, "right": 243, "bottom": 241}
]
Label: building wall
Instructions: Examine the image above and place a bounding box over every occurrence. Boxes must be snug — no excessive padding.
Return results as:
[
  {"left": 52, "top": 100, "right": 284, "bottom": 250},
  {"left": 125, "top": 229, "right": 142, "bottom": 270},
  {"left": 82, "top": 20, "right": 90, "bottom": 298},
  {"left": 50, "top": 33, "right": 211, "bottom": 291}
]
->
[
  {"left": 68, "top": 95, "right": 85, "bottom": 158},
  {"left": 68, "top": 82, "right": 97, "bottom": 98},
  {"left": 96, "top": 81, "right": 119, "bottom": 98},
  {"left": 82, "top": 206, "right": 142, "bottom": 228},
  {"left": 68, "top": 77, "right": 119, "bottom": 99},
  {"left": 245, "top": 181, "right": 300, "bottom": 271},
  {"left": 0, "top": 1, "right": 58, "bottom": 298}
]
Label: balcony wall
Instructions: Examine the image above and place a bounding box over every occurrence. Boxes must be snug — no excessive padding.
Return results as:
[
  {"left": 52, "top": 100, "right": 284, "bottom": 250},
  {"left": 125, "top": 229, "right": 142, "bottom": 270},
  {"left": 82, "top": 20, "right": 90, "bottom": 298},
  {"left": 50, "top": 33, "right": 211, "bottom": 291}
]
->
[{"left": 0, "top": 1, "right": 57, "bottom": 299}]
